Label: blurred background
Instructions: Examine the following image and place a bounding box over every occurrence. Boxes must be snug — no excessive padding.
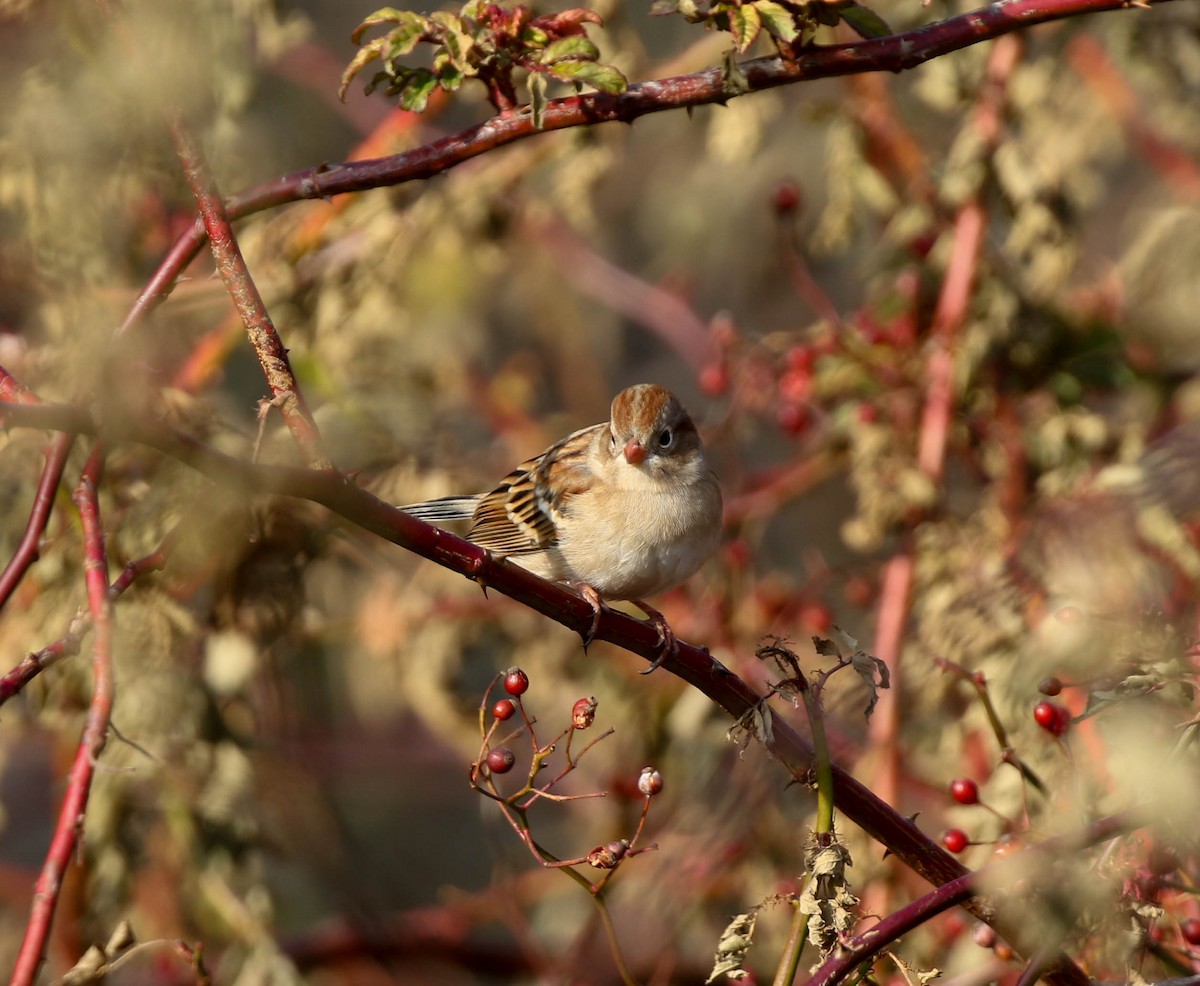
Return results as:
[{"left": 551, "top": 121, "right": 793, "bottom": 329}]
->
[{"left": 1, "top": 0, "right": 1200, "bottom": 982}]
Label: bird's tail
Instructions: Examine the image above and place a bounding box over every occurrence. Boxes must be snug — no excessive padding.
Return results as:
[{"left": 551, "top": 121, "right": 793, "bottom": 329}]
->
[{"left": 399, "top": 495, "right": 483, "bottom": 523}]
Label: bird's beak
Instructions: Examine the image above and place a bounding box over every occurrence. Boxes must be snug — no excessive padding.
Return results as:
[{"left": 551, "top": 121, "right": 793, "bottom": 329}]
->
[{"left": 624, "top": 438, "right": 647, "bottom": 465}]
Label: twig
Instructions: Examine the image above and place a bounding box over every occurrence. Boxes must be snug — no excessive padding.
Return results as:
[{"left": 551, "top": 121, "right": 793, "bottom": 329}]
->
[
  {"left": 0, "top": 519, "right": 181, "bottom": 709},
  {"left": 0, "top": 431, "right": 75, "bottom": 611},
  {"left": 116, "top": 0, "right": 1176, "bottom": 337},
  {"left": 0, "top": 391, "right": 1100, "bottom": 986},
  {"left": 170, "top": 122, "right": 331, "bottom": 470},
  {"left": 10, "top": 447, "right": 116, "bottom": 986}
]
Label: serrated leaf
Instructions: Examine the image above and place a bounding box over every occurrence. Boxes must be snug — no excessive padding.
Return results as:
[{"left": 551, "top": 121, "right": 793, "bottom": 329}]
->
[
  {"left": 384, "top": 12, "right": 433, "bottom": 58},
  {"left": 539, "top": 35, "right": 600, "bottom": 63},
  {"left": 433, "top": 51, "right": 468, "bottom": 89},
  {"left": 547, "top": 59, "right": 627, "bottom": 93},
  {"left": 707, "top": 912, "right": 758, "bottom": 984},
  {"left": 521, "top": 24, "right": 550, "bottom": 47},
  {"left": 727, "top": 2, "right": 762, "bottom": 52},
  {"left": 838, "top": 0, "right": 892, "bottom": 38},
  {"left": 339, "top": 39, "right": 387, "bottom": 100},
  {"left": 399, "top": 70, "right": 439, "bottom": 112},
  {"left": 527, "top": 71, "right": 548, "bottom": 129},
  {"left": 754, "top": 0, "right": 799, "bottom": 41},
  {"left": 350, "top": 6, "right": 408, "bottom": 44},
  {"left": 461, "top": 0, "right": 488, "bottom": 20},
  {"left": 539, "top": 8, "right": 604, "bottom": 32}
]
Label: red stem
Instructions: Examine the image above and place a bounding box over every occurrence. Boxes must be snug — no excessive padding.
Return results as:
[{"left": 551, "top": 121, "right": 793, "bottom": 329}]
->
[
  {"left": 170, "top": 123, "right": 331, "bottom": 470},
  {"left": 0, "top": 432, "right": 75, "bottom": 611},
  {"left": 10, "top": 448, "right": 114, "bottom": 986},
  {"left": 117, "top": 0, "right": 1175, "bottom": 336},
  {"left": 0, "top": 393, "right": 1095, "bottom": 986}
]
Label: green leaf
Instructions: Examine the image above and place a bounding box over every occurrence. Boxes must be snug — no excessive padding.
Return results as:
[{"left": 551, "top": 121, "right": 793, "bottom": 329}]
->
[
  {"left": 350, "top": 7, "right": 407, "bottom": 44},
  {"left": 384, "top": 12, "right": 433, "bottom": 58},
  {"left": 727, "top": 2, "right": 762, "bottom": 52},
  {"left": 433, "top": 50, "right": 468, "bottom": 89},
  {"left": 399, "top": 69, "right": 439, "bottom": 112},
  {"left": 339, "top": 39, "right": 386, "bottom": 100},
  {"left": 754, "top": 0, "right": 799, "bottom": 42},
  {"left": 546, "top": 59, "right": 627, "bottom": 93},
  {"left": 527, "top": 71, "right": 548, "bottom": 129},
  {"left": 838, "top": 1, "right": 892, "bottom": 38},
  {"left": 538, "top": 35, "right": 600, "bottom": 64},
  {"left": 460, "top": 0, "right": 488, "bottom": 21}
]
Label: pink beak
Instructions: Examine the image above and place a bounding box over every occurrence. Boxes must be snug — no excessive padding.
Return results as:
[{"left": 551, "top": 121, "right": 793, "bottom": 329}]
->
[{"left": 624, "top": 438, "right": 646, "bottom": 465}]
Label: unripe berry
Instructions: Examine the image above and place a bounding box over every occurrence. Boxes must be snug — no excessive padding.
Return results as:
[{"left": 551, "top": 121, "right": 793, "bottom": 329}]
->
[
  {"left": 949, "top": 778, "right": 980, "bottom": 806},
  {"left": 637, "top": 766, "right": 664, "bottom": 797},
  {"left": 571, "top": 696, "right": 598, "bottom": 730},
  {"left": 971, "top": 923, "right": 997, "bottom": 949},
  {"left": 587, "top": 840, "right": 630, "bottom": 869},
  {"left": 503, "top": 667, "right": 529, "bottom": 696},
  {"left": 1037, "top": 676, "right": 1063, "bottom": 696},
  {"left": 493, "top": 699, "right": 516, "bottom": 721},
  {"left": 486, "top": 747, "right": 516, "bottom": 774},
  {"left": 942, "top": 828, "right": 969, "bottom": 854}
]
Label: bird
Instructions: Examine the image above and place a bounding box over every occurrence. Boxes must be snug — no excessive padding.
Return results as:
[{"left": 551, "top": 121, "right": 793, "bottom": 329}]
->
[{"left": 401, "top": 384, "right": 723, "bottom": 670}]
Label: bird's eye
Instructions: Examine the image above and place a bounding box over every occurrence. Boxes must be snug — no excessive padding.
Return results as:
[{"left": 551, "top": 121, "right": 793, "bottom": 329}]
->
[{"left": 657, "top": 428, "right": 674, "bottom": 450}]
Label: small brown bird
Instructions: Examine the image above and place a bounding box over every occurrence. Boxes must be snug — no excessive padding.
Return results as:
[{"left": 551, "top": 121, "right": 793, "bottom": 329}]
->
[{"left": 403, "top": 384, "right": 723, "bottom": 667}]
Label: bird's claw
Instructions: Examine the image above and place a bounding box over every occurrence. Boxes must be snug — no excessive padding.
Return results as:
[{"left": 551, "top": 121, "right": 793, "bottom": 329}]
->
[
  {"left": 635, "top": 601, "right": 678, "bottom": 675},
  {"left": 578, "top": 584, "right": 606, "bottom": 651}
]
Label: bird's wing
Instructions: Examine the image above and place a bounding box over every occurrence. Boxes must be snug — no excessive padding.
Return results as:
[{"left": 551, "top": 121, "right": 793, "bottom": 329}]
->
[
  {"left": 468, "top": 424, "right": 600, "bottom": 555},
  {"left": 400, "top": 495, "right": 484, "bottom": 522}
]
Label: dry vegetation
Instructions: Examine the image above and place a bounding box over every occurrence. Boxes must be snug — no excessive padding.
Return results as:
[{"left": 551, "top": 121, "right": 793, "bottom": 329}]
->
[{"left": 1, "top": 0, "right": 1200, "bottom": 983}]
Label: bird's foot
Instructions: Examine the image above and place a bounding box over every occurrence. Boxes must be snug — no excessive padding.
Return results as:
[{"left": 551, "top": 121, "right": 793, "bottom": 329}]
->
[
  {"left": 578, "top": 583, "right": 608, "bottom": 650},
  {"left": 632, "top": 600, "right": 678, "bottom": 674}
]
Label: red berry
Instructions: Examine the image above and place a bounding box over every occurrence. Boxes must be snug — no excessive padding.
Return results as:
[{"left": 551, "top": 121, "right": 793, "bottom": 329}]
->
[
  {"left": 843, "top": 575, "right": 874, "bottom": 608},
  {"left": 773, "top": 180, "right": 802, "bottom": 216},
  {"left": 942, "top": 828, "right": 970, "bottom": 854},
  {"left": 1033, "top": 700, "right": 1070, "bottom": 736},
  {"left": 571, "top": 696, "right": 598, "bottom": 730},
  {"left": 776, "top": 402, "right": 810, "bottom": 436},
  {"left": 1037, "top": 676, "right": 1063, "bottom": 696},
  {"left": 503, "top": 667, "right": 529, "bottom": 696},
  {"left": 486, "top": 747, "right": 516, "bottom": 774},
  {"left": 786, "top": 345, "right": 815, "bottom": 374},
  {"left": 637, "top": 766, "right": 664, "bottom": 797},
  {"left": 1182, "top": 918, "right": 1200, "bottom": 946},
  {"left": 493, "top": 699, "right": 516, "bottom": 721},
  {"left": 799, "top": 600, "right": 832, "bottom": 634},
  {"left": 698, "top": 363, "right": 730, "bottom": 397},
  {"left": 949, "top": 778, "right": 980, "bottom": 806}
]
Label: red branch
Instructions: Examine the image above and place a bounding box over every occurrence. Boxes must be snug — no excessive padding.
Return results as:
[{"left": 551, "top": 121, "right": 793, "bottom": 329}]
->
[
  {"left": 11, "top": 448, "right": 115, "bottom": 986},
  {"left": 170, "top": 123, "right": 331, "bottom": 470},
  {"left": 0, "top": 432, "right": 75, "bottom": 612},
  {"left": 0, "top": 394, "right": 1096, "bottom": 986},
  {"left": 867, "top": 32, "right": 1020, "bottom": 807},
  {"left": 0, "top": 523, "right": 179, "bottom": 708},
  {"left": 117, "top": 0, "right": 1174, "bottom": 335}
]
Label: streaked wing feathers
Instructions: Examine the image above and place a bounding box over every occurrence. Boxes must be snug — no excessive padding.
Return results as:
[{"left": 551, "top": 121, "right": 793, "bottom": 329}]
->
[
  {"left": 468, "top": 424, "right": 600, "bottom": 555},
  {"left": 401, "top": 495, "right": 484, "bottom": 522}
]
